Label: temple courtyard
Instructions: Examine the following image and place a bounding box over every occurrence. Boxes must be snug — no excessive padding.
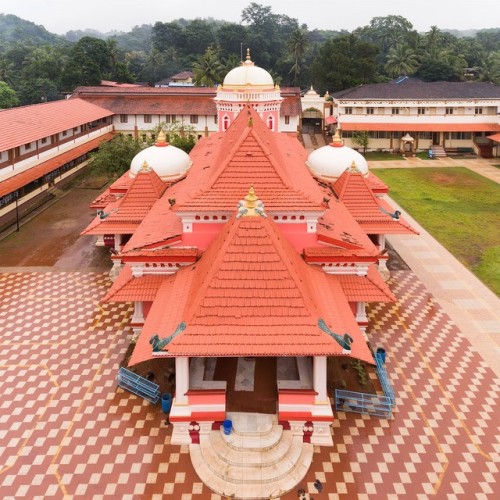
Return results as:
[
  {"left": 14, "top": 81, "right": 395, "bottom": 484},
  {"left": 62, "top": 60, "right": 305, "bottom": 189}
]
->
[{"left": 0, "top": 158, "right": 499, "bottom": 498}]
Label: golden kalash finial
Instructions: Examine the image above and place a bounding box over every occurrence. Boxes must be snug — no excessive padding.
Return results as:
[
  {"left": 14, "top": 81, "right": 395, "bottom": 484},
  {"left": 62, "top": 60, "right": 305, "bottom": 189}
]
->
[
  {"left": 246, "top": 48, "right": 251, "bottom": 61},
  {"left": 155, "top": 129, "right": 168, "bottom": 147},
  {"left": 140, "top": 160, "right": 150, "bottom": 172},
  {"left": 330, "top": 129, "right": 344, "bottom": 148},
  {"left": 236, "top": 186, "right": 266, "bottom": 218},
  {"left": 350, "top": 160, "right": 360, "bottom": 173}
]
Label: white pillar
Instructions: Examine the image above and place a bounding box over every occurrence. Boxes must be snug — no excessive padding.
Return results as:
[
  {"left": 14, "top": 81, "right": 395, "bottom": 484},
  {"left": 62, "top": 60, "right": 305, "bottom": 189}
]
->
[
  {"left": 132, "top": 301, "right": 144, "bottom": 323},
  {"left": 379, "top": 234, "right": 386, "bottom": 252},
  {"left": 356, "top": 301, "right": 367, "bottom": 323},
  {"left": 313, "top": 356, "right": 328, "bottom": 403},
  {"left": 175, "top": 357, "right": 189, "bottom": 404},
  {"left": 114, "top": 234, "right": 121, "bottom": 252}
]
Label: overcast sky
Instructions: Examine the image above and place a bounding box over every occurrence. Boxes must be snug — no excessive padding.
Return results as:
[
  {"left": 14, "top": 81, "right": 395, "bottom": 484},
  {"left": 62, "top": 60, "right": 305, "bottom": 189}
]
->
[{"left": 0, "top": 0, "right": 498, "bottom": 35}]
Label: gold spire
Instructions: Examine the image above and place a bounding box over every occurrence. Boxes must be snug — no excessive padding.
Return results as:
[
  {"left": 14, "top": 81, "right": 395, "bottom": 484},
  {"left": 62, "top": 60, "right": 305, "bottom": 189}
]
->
[
  {"left": 246, "top": 48, "right": 251, "bottom": 61},
  {"left": 156, "top": 129, "right": 168, "bottom": 146},
  {"left": 236, "top": 186, "right": 266, "bottom": 218},
  {"left": 330, "top": 129, "right": 343, "bottom": 148},
  {"left": 350, "top": 160, "right": 360, "bottom": 173},
  {"left": 140, "top": 160, "right": 150, "bottom": 172}
]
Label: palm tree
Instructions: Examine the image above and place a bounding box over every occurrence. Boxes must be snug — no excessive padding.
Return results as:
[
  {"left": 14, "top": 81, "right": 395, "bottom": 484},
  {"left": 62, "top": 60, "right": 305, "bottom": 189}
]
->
[
  {"left": 192, "top": 47, "right": 224, "bottom": 87},
  {"left": 145, "top": 47, "right": 165, "bottom": 82},
  {"left": 385, "top": 44, "right": 419, "bottom": 77},
  {"left": 288, "top": 29, "right": 309, "bottom": 85}
]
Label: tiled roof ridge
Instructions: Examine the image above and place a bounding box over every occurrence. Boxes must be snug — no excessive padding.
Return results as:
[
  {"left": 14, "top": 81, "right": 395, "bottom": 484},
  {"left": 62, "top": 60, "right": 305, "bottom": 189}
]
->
[
  {"left": 336, "top": 168, "right": 380, "bottom": 205},
  {"left": 178, "top": 215, "right": 324, "bottom": 333}
]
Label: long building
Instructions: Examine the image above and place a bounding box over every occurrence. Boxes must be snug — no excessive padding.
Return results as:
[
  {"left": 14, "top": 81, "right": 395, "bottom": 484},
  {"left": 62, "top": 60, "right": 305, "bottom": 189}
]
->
[{"left": 0, "top": 98, "right": 114, "bottom": 230}]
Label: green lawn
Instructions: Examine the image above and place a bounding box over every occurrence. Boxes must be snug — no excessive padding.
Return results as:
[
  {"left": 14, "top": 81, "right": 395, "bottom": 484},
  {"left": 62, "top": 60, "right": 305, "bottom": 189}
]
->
[
  {"left": 374, "top": 167, "right": 500, "bottom": 295},
  {"left": 364, "top": 151, "right": 402, "bottom": 161}
]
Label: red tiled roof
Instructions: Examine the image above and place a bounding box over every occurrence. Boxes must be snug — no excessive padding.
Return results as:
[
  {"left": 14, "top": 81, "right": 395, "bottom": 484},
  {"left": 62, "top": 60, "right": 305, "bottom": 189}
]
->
[
  {"left": 281, "top": 96, "right": 301, "bottom": 116},
  {"left": 0, "top": 133, "right": 115, "bottom": 198},
  {"left": 82, "top": 168, "right": 167, "bottom": 236},
  {"left": 73, "top": 86, "right": 217, "bottom": 96},
  {"left": 0, "top": 99, "right": 114, "bottom": 151},
  {"left": 176, "top": 106, "right": 324, "bottom": 212},
  {"left": 335, "top": 265, "right": 396, "bottom": 302},
  {"left": 487, "top": 133, "right": 500, "bottom": 142},
  {"left": 333, "top": 169, "right": 418, "bottom": 235},
  {"left": 102, "top": 265, "right": 169, "bottom": 302},
  {"left": 129, "top": 214, "right": 373, "bottom": 364},
  {"left": 341, "top": 122, "right": 500, "bottom": 132},
  {"left": 77, "top": 95, "right": 217, "bottom": 115}
]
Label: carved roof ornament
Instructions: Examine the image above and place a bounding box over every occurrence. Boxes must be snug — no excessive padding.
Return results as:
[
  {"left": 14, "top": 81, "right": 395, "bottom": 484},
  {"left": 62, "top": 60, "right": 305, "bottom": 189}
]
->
[
  {"left": 236, "top": 186, "right": 267, "bottom": 218},
  {"left": 155, "top": 129, "right": 168, "bottom": 147},
  {"left": 330, "top": 129, "right": 344, "bottom": 148},
  {"left": 350, "top": 160, "right": 360, "bottom": 173},
  {"left": 140, "top": 160, "right": 150, "bottom": 172}
]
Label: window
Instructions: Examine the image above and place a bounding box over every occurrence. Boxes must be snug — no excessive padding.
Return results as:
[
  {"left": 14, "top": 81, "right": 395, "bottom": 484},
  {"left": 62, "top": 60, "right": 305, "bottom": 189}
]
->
[
  {"left": 120, "top": 114, "right": 128, "bottom": 123},
  {"left": 475, "top": 107, "right": 483, "bottom": 115},
  {"left": 62, "top": 130, "right": 67, "bottom": 136},
  {"left": 445, "top": 107, "right": 454, "bottom": 115},
  {"left": 142, "top": 134, "right": 147, "bottom": 142},
  {"left": 418, "top": 107, "right": 426, "bottom": 115},
  {"left": 418, "top": 132, "right": 432, "bottom": 139},
  {"left": 25, "top": 143, "right": 31, "bottom": 150},
  {"left": 391, "top": 107, "right": 400, "bottom": 115},
  {"left": 214, "top": 115, "right": 218, "bottom": 124},
  {"left": 450, "top": 132, "right": 472, "bottom": 140},
  {"left": 267, "top": 115, "right": 275, "bottom": 131},
  {"left": 190, "top": 115, "right": 198, "bottom": 124},
  {"left": 366, "top": 107, "right": 374, "bottom": 115},
  {"left": 344, "top": 107, "right": 353, "bottom": 115},
  {"left": 144, "top": 114, "right": 152, "bottom": 123},
  {"left": 223, "top": 115, "right": 230, "bottom": 131},
  {"left": 285, "top": 115, "right": 290, "bottom": 124},
  {"left": 41, "top": 137, "right": 47, "bottom": 144}
]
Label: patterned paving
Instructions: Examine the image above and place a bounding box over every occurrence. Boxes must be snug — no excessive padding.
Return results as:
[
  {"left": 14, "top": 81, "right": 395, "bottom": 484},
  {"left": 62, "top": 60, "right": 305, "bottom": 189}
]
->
[{"left": 0, "top": 269, "right": 498, "bottom": 499}]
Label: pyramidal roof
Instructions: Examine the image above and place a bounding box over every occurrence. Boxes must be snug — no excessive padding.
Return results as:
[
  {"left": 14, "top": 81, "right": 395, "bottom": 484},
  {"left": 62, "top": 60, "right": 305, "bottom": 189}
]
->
[
  {"left": 81, "top": 165, "right": 167, "bottom": 235},
  {"left": 129, "top": 204, "right": 373, "bottom": 364},
  {"left": 333, "top": 166, "right": 418, "bottom": 235},
  {"left": 175, "top": 106, "right": 324, "bottom": 213}
]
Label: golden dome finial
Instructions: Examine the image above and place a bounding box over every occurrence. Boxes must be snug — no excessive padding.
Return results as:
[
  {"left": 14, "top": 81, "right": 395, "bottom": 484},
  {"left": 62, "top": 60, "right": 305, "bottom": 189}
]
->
[
  {"left": 156, "top": 129, "right": 168, "bottom": 146},
  {"left": 246, "top": 48, "right": 251, "bottom": 61},
  {"left": 350, "top": 160, "right": 360, "bottom": 173},
  {"left": 141, "top": 160, "right": 150, "bottom": 172},
  {"left": 236, "top": 186, "right": 266, "bottom": 218},
  {"left": 330, "top": 129, "right": 343, "bottom": 148}
]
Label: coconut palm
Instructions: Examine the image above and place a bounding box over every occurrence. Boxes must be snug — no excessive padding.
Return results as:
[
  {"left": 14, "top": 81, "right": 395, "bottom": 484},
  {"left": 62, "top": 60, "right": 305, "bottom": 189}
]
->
[
  {"left": 385, "top": 44, "right": 419, "bottom": 77},
  {"left": 192, "top": 47, "right": 224, "bottom": 87},
  {"left": 288, "top": 29, "right": 309, "bottom": 85}
]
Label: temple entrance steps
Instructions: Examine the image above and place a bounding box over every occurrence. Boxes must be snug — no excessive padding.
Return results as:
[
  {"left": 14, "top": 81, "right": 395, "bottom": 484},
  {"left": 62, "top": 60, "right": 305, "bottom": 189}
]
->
[
  {"left": 189, "top": 412, "right": 314, "bottom": 499},
  {"left": 431, "top": 145, "right": 447, "bottom": 157}
]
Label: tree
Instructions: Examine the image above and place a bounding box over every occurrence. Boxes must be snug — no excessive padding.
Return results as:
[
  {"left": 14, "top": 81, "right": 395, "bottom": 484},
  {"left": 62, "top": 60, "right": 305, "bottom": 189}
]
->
[
  {"left": 192, "top": 47, "right": 224, "bottom": 87},
  {"left": 352, "top": 131, "right": 370, "bottom": 155},
  {"left": 0, "top": 80, "right": 18, "bottom": 108},
  {"left": 385, "top": 44, "right": 419, "bottom": 77},
  {"left": 17, "top": 77, "right": 59, "bottom": 105},
  {"left": 150, "top": 121, "right": 196, "bottom": 153},
  {"left": 287, "top": 29, "right": 310, "bottom": 85},
  {"left": 311, "top": 35, "right": 379, "bottom": 93},
  {"left": 88, "top": 134, "right": 145, "bottom": 178}
]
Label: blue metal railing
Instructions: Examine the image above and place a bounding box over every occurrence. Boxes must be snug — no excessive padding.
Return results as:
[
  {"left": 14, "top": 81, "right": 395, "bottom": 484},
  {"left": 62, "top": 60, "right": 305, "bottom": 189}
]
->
[
  {"left": 335, "top": 389, "right": 394, "bottom": 418},
  {"left": 375, "top": 353, "right": 395, "bottom": 405},
  {"left": 117, "top": 367, "right": 160, "bottom": 404},
  {"left": 334, "top": 353, "right": 396, "bottom": 418}
]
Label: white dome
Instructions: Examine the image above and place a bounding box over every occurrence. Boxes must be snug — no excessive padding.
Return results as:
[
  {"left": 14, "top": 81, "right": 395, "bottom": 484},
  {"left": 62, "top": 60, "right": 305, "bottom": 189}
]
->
[
  {"left": 306, "top": 135, "right": 369, "bottom": 180},
  {"left": 223, "top": 50, "right": 274, "bottom": 87},
  {"left": 130, "top": 134, "right": 192, "bottom": 181}
]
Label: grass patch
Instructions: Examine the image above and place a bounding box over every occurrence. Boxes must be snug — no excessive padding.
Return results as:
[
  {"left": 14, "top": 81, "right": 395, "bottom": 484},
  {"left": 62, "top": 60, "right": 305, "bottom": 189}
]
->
[
  {"left": 375, "top": 167, "right": 500, "bottom": 295},
  {"left": 364, "top": 151, "right": 402, "bottom": 161}
]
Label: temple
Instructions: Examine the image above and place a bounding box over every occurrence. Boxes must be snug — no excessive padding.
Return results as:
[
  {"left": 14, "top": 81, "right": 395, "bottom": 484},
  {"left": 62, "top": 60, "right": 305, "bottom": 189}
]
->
[{"left": 82, "top": 54, "right": 417, "bottom": 496}]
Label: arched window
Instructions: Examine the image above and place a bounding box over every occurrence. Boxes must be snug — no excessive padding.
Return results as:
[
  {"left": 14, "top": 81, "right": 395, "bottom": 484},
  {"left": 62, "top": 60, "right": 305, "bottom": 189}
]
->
[
  {"left": 223, "top": 115, "right": 230, "bottom": 131},
  {"left": 267, "top": 115, "right": 274, "bottom": 131}
]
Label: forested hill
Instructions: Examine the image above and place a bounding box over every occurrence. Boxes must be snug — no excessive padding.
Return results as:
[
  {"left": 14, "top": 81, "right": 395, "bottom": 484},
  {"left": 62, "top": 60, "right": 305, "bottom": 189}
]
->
[
  {"left": 0, "top": 14, "right": 64, "bottom": 46},
  {"left": 0, "top": 6, "right": 499, "bottom": 109}
]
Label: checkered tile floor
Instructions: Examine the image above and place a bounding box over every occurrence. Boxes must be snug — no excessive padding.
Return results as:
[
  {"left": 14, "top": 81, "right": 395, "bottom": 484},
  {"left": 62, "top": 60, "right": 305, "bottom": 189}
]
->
[{"left": 0, "top": 270, "right": 498, "bottom": 498}]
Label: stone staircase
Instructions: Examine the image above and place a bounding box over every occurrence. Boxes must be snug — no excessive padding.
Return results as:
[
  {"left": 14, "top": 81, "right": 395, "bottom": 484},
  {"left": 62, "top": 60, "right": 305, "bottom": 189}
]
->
[
  {"left": 189, "top": 413, "right": 314, "bottom": 499},
  {"left": 431, "top": 145, "right": 447, "bottom": 157}
]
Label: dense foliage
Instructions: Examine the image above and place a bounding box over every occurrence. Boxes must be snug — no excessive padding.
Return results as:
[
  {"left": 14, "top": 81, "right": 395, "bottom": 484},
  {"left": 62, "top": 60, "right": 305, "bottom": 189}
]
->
[{"left": 0, "top": 6, "right": 499, "bottom": 107}]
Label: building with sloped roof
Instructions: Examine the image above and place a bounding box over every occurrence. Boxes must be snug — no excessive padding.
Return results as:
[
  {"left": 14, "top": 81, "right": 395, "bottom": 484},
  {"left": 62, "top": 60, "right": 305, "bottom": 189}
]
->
[
  {"left": 0, "top": 98, "right": 114, "bottom": 231},
  {"left": 331, "top": 77, "right": 500, "bottom": 157}
]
